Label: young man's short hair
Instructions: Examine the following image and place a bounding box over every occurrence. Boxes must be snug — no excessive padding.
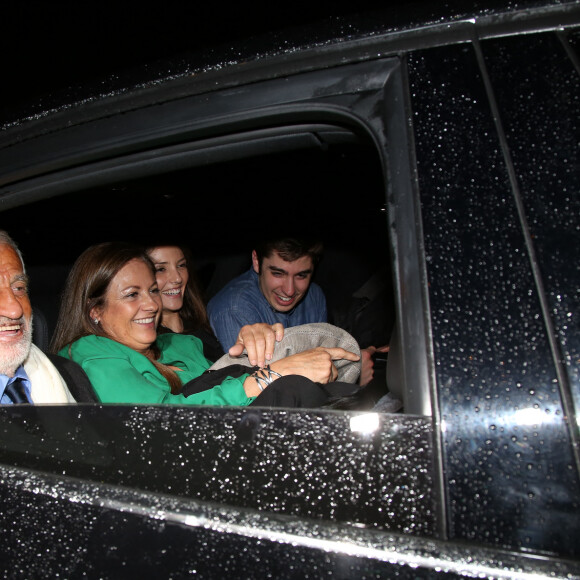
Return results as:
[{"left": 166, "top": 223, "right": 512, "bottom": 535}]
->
[{"left": 254, "top": 238, "right": 323, "bottom": 271}]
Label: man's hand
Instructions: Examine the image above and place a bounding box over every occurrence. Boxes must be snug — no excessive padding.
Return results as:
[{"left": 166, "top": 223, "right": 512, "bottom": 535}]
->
[
  {"left": 359, "top": 345, "right": 390, "bottom": 386},
  {"left": 229, "top": 323, "right": 285, "bottom": 367}
]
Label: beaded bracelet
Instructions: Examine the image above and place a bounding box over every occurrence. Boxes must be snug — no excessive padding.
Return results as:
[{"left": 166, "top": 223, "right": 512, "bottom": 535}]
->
[{"left": 251, "top": 364, "right": 282, "bottom": 392}]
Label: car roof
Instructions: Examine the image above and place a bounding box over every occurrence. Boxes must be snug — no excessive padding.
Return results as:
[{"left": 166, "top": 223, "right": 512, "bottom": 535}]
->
[{"left": 1, "top": 0, "right": 574, "bottom": 129}]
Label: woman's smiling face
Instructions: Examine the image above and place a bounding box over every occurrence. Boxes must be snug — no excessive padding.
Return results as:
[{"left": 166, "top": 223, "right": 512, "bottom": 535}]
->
[
  {"left": 92, "top": 259, "right": 162, "bottom": 354},
  {"left": 148, "top": 246, "right": 189, "bottom": 313}
]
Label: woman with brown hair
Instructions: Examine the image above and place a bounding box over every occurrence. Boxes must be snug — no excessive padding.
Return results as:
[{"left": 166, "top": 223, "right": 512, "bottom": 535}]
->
[{"left": 145, "top": 244, "right": 224, "bottom": 362}]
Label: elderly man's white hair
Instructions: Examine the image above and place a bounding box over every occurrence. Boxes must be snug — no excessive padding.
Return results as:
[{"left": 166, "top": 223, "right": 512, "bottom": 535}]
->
[{"left": 0, "top": 230, "right": 25, "bottom": 273}]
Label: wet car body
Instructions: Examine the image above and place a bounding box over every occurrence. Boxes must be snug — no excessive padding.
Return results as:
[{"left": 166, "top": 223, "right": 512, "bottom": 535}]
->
[{"left": 0, "top": 1, "right": 579, "bottom": 577}]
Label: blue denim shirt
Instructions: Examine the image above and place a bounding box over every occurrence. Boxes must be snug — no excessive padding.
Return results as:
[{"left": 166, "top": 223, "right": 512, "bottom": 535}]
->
[
  {"left": 208, "top": 268, "right": 327, "bottom": 350},
  {"left": 0, "top": 366, "right": 32, "bottom": 404}
]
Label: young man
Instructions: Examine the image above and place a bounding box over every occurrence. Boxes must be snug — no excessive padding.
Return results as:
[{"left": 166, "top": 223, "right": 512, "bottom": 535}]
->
[
  {"left": 0, "top": 231, "right": 79, "bottom": 404},
  {"left": 208, "top": 238, "right": 326, "bottom": 351}
]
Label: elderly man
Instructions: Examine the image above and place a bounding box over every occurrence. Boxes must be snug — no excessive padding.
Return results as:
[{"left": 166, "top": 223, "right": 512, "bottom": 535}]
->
[{"left": 0, "top": 231, "right": 77, "bottom": 404}]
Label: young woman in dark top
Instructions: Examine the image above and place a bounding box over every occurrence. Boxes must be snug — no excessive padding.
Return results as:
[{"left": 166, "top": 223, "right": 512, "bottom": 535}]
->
[{"left": 146, "top": 244, "right": 224, "bottom": 361}]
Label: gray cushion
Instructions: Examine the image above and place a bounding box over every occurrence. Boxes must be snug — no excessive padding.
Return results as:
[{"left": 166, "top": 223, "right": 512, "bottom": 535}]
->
[{"left": 209, "top": 323, "right": 362, "bottom": 383}]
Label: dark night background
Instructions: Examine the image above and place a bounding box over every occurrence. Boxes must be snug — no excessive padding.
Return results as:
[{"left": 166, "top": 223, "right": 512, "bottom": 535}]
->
[
  {"left": 1, "top": 1, "right": 384, "bottom": 119},
  {"left": 0, "top": 1, "right": 546, "bottom": 124}
]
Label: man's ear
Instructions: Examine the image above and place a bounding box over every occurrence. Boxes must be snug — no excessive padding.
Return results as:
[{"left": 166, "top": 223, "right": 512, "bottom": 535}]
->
[{"left": 251, "top": 250, "right": 260, "bottom": 274}]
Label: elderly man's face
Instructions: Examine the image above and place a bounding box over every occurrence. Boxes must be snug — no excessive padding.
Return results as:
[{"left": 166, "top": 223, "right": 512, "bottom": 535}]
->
[{"left": 0, "top": 244, "right": 32, "bottom": 377}]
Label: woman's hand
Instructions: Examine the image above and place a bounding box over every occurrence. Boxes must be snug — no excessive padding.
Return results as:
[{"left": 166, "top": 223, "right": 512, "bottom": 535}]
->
[
  {"left": 242, "top": 346, "right": 360, "bottom": 397},
  {"left": 269, "top": 347, "right": 360, "bottom": 385},
  {"left": 229, "top": 323, "right": 285, "bottom": 367}
]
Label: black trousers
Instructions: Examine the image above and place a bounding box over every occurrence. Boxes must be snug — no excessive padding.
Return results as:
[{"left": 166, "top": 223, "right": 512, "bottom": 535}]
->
[{"left": 250, "top": 375, "right": 359, "bottom": 408}]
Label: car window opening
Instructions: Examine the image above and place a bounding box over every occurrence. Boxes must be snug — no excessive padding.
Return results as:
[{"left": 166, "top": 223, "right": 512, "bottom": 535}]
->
[{"left": 4, "top": 134, "right": 399, "bottom": 411}]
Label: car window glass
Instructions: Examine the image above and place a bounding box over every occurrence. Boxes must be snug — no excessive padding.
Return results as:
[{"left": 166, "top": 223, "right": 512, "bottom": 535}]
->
[{"left": 483, "top": 29, "right": 580, "bottom": 418}]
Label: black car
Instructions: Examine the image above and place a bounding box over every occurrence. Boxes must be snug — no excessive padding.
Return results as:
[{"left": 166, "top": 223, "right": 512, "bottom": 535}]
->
[{"left": 0, "top": 1, "right": 579, "bottom": 577}]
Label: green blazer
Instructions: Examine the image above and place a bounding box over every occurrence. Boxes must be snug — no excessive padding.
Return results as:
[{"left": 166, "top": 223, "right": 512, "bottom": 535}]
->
[{"left": 60, "top": 333, "right": 252, "bottom": 406}]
